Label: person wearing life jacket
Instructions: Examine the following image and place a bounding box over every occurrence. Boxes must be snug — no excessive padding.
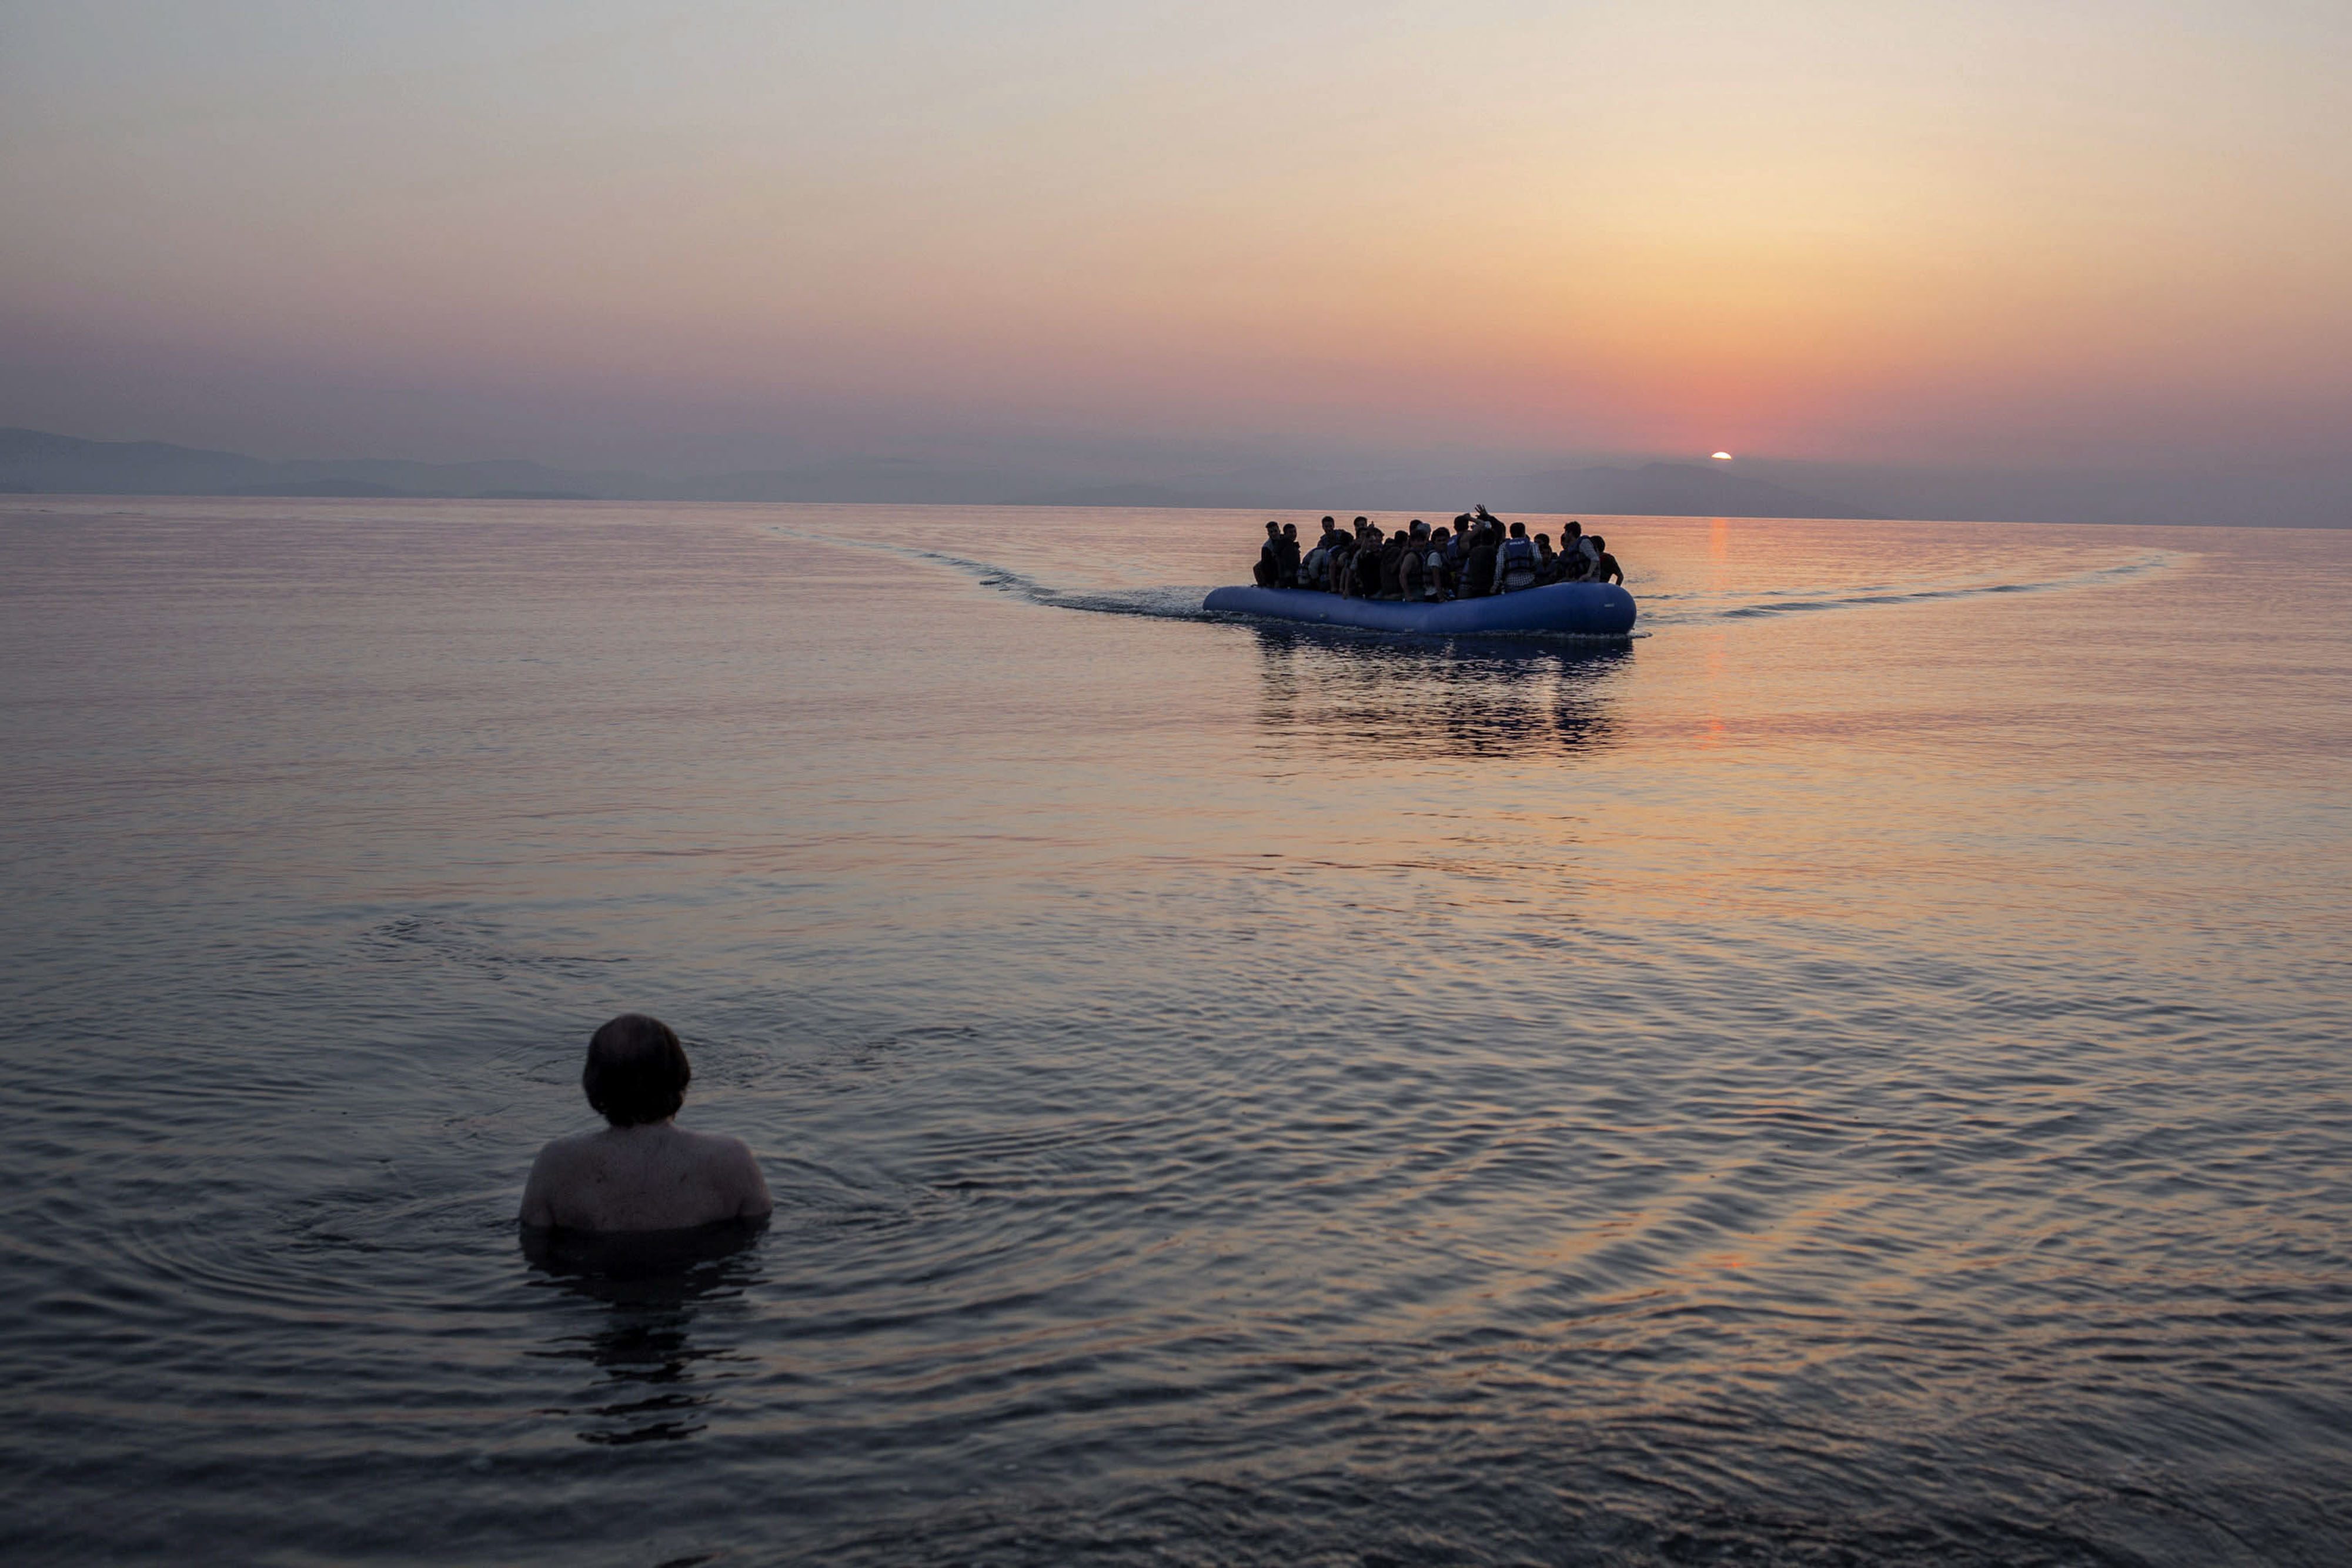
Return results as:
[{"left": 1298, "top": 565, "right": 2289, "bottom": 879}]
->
[
  {"left": 1298, "top": 538, "right": 1328, "bottom": 592},
  {"left": 1532, "top": 532, "right": 1558, "bottom": 583},
  {"left": 1354, "top": 527, "right": 1386, "bottom": 599},
  {"left": 1571, "top": 521, "right": 1603, "bottom": 581},
  {"left": 1252, "top": 520, "right": 1282, "bottom": 586},
  {"left": 1277, "top": 523, "right": 1304, "bottom": 587},
  {"left": 1586, "top": 534, "right": 1624, "bottom": 586},
  {"left": 1397, "top": 534, "right": 1424, "bottom": 601},
  {"left": 1494, "top": 521, "right": 1541, "bottom": 593},
  {"left": 1462, "top": 523, "right": 1499, "bottom": 598},
  {"left": 1551, "top": 521, "right": 1581, "bottom": 580},
  {"left": 1421, "top": 527, "right": 1451, "bottom": 600},
  {"left": 1321, "top": 530, "right": 1352, "bottom": 594},
  {"left": 1378, "top": 529, "right": 1411, "bottom": 599}
]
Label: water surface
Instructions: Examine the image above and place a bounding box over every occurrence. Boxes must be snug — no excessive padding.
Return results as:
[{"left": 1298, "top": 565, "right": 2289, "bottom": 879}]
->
[{"left": 2, "top": 499, "right": 2347, "bottom": 1565}]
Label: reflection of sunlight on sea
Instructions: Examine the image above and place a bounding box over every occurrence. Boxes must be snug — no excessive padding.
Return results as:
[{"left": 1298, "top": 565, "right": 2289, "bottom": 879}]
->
[{"left": 0, "top": 497, "right": 2343, "bottom": 1566}]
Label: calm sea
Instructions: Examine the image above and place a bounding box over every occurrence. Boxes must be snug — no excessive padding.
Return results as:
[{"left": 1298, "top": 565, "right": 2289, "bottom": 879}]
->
[{"left": 2, "top": 497, "right": 2347, "bottom": 1566}]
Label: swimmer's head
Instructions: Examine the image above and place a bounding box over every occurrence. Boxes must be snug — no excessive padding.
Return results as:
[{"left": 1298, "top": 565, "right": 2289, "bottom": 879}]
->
[{"left": 583, "top": 1012, "right": 691, "bottom": 1126}]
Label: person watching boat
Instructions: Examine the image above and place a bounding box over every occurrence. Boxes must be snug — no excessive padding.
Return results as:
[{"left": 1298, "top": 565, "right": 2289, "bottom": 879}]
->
[{"left": 519, "top": 1013, "right": 773, "bottom": 1233}]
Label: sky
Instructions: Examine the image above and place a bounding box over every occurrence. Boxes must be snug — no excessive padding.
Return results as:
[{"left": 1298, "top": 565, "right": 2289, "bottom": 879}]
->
[{"left": 2, "top": 0, "right": 2348, "bottom": 490}]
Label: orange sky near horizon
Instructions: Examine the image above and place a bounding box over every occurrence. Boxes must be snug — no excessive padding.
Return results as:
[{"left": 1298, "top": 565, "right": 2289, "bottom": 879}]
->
[{"left": 2, "top": 1, "right": 2346, "bottom": 471}]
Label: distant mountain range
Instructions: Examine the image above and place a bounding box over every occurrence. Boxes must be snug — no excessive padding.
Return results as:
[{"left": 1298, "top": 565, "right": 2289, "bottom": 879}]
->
[{"left": 0, "top": 426, "right": 1873, "bottom": 519}]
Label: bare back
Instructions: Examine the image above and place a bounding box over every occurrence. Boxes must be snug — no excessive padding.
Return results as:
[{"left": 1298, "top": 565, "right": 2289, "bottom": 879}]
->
[{"left": 519, "top": 1119, "right": 773, "bottom": 1233}]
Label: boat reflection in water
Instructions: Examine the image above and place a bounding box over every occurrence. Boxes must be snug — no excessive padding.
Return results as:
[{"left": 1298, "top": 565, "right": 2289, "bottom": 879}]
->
[
  {"left": 520, "top": 1221, "right": 767, "bottom": 1446},
  {"left": 1249, "top": 626, "right": 1631, "bottom": 760}
]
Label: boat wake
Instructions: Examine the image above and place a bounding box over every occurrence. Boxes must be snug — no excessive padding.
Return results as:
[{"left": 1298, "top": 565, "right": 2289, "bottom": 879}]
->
[
  {"left": 1638, "top": 550, "right": 2183, "bottom": 627},
  {"left": 770, "top": 527, "right": 2184, "bottom": 634},
  {"left": 769, "top": 527, "right": 1222, "bottom": 620}
]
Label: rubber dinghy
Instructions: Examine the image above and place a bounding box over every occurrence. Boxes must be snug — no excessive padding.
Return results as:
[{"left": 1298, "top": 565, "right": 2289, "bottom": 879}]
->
[{"left": 1203, "top": 580, "right": 1636, "bottom": 637}]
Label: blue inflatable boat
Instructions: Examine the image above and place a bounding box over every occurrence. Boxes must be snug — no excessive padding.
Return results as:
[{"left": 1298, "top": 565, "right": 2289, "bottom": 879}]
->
[{"left": 1203, "top": 581, "right": 1636, "bottom": 637}]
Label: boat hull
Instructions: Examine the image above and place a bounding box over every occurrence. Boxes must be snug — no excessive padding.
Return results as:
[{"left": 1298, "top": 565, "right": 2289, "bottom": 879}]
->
[{"left": 1202, "top": 581, "right": 1636, "bottom": 637}]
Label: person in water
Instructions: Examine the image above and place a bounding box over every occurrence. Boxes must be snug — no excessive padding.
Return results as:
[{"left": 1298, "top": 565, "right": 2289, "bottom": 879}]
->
[{"left": 519, "top": 1013, "right": 773, "bottom": 1233}]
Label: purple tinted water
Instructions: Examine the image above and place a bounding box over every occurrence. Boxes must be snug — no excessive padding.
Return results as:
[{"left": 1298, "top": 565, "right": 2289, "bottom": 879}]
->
[{"left": 1, "top": 499, "right": 2347, "bottom": 1565}]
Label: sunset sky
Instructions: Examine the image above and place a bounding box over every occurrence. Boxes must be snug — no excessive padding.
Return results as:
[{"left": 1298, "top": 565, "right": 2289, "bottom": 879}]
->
[{"left": 3, "top": 1, "right": 2347, "bottom": 483}]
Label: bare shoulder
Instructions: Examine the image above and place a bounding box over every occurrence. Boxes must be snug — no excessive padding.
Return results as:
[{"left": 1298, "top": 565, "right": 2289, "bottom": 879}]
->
[
  {"left": 519, "top": 1132, "right": 594, "bottom": 1226},
  {"left": 529, "top": 1131, "right": 599, "bottom": 1174},
  {"left": 685, "top": 1128, "right": 772, "bottom": 1214},
  {"left": 673, "top": 1126, "right": 750, "bottom": 1161}
]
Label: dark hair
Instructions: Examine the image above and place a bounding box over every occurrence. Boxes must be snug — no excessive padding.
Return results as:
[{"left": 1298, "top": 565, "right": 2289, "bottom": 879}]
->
[{"left": 583, "top": 1013, "right": 691, "bottom": 1126}]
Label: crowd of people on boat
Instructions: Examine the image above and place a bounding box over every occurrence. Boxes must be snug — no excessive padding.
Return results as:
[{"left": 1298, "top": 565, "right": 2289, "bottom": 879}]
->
[{"left": 1249, "top": 506, "right": 1622, "bottom": 600}]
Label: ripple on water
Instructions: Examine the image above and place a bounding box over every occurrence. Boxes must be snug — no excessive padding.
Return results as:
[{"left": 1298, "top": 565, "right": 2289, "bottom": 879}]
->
[{"left": 1, "top": 503, "right": 2347, "bottom": 1564}]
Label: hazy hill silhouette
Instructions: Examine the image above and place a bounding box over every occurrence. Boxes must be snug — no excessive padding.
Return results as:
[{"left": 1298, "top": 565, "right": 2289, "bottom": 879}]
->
[{"left": 6, "top": 425, "right": 2344, "bottom": 526}]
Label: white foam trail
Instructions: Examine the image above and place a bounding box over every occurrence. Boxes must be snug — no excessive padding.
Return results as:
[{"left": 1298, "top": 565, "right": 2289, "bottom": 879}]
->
[
  {"left": 1638, "top": 551, "right": 2184, "bottom": 627},
  {"left": 767, "top": 527, "right": 1224, "bottom": 620},
  {"left": 770, "top": 527, "right": 2185, "bottom": 636}
]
